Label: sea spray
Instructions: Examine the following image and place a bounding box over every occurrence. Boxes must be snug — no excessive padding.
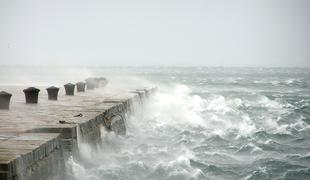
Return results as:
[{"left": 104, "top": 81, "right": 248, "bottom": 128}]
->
[{"left": 64, "top": 67, "right": 310, "bottom": 180}]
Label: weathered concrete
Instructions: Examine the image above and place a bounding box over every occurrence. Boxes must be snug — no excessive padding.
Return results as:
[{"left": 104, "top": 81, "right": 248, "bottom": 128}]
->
[
  {"left": 0, "top": 133, "right": 64, "bottom": 180},
  {"left": 63, "top": 83, "right": 75, "bottom": 96},
  {"left": 75, "top": 82, "right": 85, "bottom": 92},
  {"left": 23, "top": 87, "right": 40, "bottom": 104},
  {"left": 0, "top": 91, "right": 12, "bottom": 110},
  {"left": 0, "top": 85, "right": 156, "bottom": 180},
  {"left": 46, "top": 86, "right": 59, "bottom": 100}
]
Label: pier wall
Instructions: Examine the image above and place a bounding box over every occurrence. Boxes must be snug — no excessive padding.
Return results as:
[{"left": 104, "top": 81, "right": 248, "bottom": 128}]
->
[{"left": 0, "top": 87, "right": 156, "bottom": 180}]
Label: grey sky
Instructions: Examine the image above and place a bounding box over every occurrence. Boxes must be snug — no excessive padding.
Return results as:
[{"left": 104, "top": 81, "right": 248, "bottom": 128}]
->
[{"left": 0, "top": 0, "right": 309, "bottom": 67}]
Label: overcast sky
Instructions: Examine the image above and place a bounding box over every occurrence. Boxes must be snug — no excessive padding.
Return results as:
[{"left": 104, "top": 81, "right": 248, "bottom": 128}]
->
[{"left": 0, "top": 0, "right": 309, "bottom": 67}]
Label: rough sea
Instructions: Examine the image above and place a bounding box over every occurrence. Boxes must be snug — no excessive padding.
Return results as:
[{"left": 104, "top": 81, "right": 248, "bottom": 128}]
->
[
  {"left": 1, "top": 67, "right": 310, "bottom": 180},
  {"left": 63, "top": 67, "right": 309, "bottom": 180}
]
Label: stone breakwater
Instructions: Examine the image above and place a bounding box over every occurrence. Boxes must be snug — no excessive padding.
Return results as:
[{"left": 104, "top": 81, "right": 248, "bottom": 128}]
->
[{"left": 0, "top": 85, "right": 156, "bottom": 180}]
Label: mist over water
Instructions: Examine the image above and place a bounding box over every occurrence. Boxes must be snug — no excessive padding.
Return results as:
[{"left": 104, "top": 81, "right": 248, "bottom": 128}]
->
[
  {"left": 2, "top": 66, "right": 310, "bottom": 179},
  {"left": 58, "top": 67, "right": 309, "bottom": 180},
  {"left": 1, "top": 1, "right": 309, "bottom": 179}
]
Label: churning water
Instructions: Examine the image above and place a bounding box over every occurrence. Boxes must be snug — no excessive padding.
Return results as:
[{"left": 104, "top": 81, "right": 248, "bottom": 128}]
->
[
  {"left": 63, "top": 67, "right": 310, "bottom": 180},
  {"left": 8, "top": 67, "right": 306, "bottom": 180}
]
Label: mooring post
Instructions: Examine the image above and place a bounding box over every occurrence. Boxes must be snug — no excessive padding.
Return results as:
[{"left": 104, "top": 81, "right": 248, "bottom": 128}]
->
[
  {"left": 97, "top": 77, "right": 108, "bottom": 87},
  {"left": 46, "top": 86, "right": 60, "bottom": 100},
  {"left": 23, "top": 87, "right": 40, "bottom": 104},
  {"left": 64, "top": 83, "right": 75, "bottom": 96},
  {"left": 0, "top": 91, "right": 12, "bottom": 110},
  {"left": 76, "top": 82, "right": 86, "bottom": 92},
  {"left": 94, "top": 78, "right": 100, "bottom": 88},
  {"left": 85, "top": 78, "right": 96, "bottom": 90}
]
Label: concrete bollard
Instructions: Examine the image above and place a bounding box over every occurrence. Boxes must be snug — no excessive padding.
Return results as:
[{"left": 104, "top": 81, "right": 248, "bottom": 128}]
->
[
  {"left": 0, "top": 91, "right": 12, "bottom": 110},
  {"left": 85, "top": 78, "right": 96, "bottom": 90},
  {"left": 97, "top": 77, "right": 108, "bottom": 87},
  {"left": 76, "top": 82, "right": 86, "bottom": 92},
  {"left": 135, "top": 89, "right": 146, "bottom": 99},
  {"left": 64, "top": 83, "right": 75, "bottom": 96},
  {"left": 94, "top": 78, "right": 100, "bottom": 88},
  {"left": 46, "top": 86, "right": 59, "bottom": 100},
  {"left": 136, "top": 88, "right": 149, "bottom": 98},
  {"left": 23, "top": 87, "right": 40, "bottom": 104}
]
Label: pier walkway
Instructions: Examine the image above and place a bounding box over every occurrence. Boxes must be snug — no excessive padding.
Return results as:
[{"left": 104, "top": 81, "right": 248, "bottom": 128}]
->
[{"left": 0, "top": 85, "right": 156, "bottom": 180}]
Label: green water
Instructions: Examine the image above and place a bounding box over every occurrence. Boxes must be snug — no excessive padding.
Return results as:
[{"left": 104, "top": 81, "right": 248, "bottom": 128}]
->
[
  {"left": 1, "top": 66, "right": 309, "bottom": 179},
  {"left": 65, "top": 67, "right": 310, "bottom": 180}
]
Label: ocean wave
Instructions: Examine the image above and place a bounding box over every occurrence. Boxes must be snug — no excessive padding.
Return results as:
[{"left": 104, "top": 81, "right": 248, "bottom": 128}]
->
[
  {"left": 282, "top": 168, "right": 310, "bottom": 180},
  {"left": 189, "top": 159, "right": 239, "bottom": 179},
  {"left": 252, "top": 78, "right": 306, "bottom": 87},
  {"left": 236, "top": 142, "right": 263, "bottom": 154},
  {"left": 252, "top": 158, "right": 306, "bottom": 170},
  {"left": 243, "top": 167, "right": 270, "bottom": 180},
  {"left": 65, "top": 68, "right": 310, "bottom": 180},
  {"left": 203, "top": 135, "right": 229, "bottom": 145}
]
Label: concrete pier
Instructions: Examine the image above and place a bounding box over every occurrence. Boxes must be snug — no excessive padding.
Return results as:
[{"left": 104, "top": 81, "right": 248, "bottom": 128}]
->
[{"left": 0, "top": 85, "right": 156, "bottom": 180}]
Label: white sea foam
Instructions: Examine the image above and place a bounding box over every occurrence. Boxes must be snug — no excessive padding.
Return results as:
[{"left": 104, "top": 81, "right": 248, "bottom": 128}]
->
[{"left": 63, "top": 67, "right": 310, "bottom": 180}]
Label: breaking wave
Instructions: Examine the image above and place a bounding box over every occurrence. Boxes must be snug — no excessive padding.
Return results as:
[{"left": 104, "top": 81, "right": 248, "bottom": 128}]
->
[{"left": 66, "top": 67, "right": 310, "bottom": 180}]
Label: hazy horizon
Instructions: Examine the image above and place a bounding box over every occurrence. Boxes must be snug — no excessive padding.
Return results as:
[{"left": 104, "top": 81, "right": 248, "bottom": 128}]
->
[
  {"left": 1, "top": 0, "right": 309, "bottom": 67},
  {"left": 1, "top": 65, "right": 310, "bottom": 68}
]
